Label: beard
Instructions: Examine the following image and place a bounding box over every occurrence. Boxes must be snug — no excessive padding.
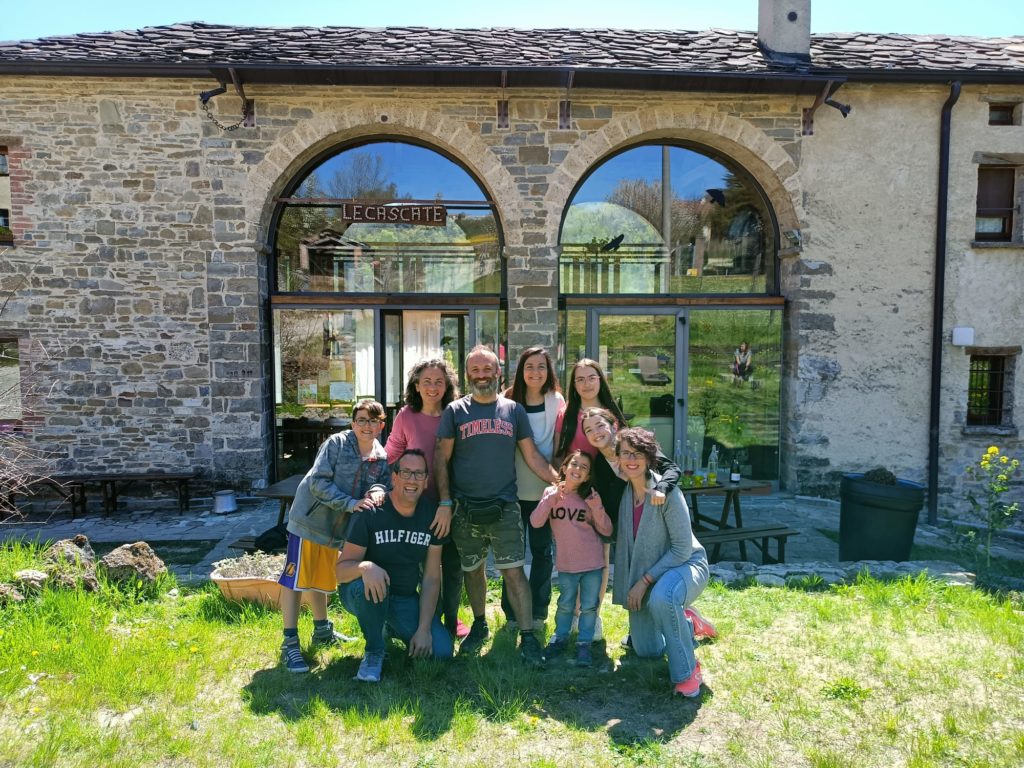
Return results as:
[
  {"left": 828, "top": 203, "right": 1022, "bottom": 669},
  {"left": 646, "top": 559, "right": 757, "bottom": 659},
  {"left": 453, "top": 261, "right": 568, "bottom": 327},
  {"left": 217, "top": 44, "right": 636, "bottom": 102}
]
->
[{"left": 471, "top": 376, "right": 498, "bottom": 397}]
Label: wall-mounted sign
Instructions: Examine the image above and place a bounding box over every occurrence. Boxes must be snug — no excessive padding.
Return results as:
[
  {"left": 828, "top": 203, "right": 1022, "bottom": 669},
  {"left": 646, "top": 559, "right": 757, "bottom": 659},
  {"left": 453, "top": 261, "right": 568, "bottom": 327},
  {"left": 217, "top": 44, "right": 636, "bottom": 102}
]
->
[{"left": 339, "top": 203, "right": 447, "bottom": 226}]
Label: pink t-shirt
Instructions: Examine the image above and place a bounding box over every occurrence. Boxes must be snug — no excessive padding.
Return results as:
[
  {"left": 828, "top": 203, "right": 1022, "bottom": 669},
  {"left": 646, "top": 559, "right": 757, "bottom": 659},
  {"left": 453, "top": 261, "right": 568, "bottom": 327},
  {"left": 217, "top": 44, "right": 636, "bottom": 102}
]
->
[
  {"left": 385, "top": 407, "right": 442, "bottom": 501},
  {"left": 530, "top": 485, "right": 611, "bottom": 573},
  {"left": 632, "top": 500, "right": 644, "bottom": 540}
]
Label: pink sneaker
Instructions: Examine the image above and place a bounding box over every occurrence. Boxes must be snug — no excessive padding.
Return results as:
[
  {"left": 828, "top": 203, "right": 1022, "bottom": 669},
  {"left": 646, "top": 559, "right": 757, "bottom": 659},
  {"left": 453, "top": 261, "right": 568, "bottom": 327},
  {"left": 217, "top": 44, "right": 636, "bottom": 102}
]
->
[
  {"left": 685, "top": 607, "right": 718, "bottom": 641},
  {"left": 455, "top": 620, "right": 471, "bottom": 639},
  {"left": 673, "top": 662, "right": 703, "bottom": 698}
]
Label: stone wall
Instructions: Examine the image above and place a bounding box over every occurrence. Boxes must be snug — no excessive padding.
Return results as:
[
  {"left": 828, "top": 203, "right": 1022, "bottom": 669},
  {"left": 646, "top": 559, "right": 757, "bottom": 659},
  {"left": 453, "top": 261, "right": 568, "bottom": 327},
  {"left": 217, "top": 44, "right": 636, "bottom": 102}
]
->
[{"left": 0, "top": 73, "right": 1019, "bottom": 508}]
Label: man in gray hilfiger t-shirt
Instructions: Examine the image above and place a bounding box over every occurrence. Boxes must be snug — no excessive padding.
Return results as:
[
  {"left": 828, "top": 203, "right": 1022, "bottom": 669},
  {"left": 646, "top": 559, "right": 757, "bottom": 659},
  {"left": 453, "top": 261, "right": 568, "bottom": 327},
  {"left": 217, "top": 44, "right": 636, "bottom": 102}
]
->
[{"left": 434, "top": 345, "right": 557, "bottom": 665}]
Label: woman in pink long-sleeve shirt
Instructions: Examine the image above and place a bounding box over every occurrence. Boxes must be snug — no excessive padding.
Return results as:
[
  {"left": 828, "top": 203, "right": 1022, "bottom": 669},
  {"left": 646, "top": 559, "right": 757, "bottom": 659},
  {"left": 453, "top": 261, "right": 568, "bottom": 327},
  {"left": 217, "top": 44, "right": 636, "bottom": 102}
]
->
[{"left": 530, "top": 450, "right": 611, "bottom": 666}]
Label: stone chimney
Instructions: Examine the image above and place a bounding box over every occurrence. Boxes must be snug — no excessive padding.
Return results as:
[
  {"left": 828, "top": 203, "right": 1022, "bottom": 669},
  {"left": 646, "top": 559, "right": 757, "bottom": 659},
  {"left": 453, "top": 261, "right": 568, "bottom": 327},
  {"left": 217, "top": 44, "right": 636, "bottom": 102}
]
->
[{"left": 758, "top": 0, "right": 811, "bottom": 65}]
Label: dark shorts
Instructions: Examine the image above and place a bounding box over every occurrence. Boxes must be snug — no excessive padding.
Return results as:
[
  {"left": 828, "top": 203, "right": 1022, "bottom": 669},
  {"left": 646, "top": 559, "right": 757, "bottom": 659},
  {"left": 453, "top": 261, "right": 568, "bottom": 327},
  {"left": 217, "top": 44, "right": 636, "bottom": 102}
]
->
[{"left": 450, "top": 499, "right": 524, "bottom": 571}]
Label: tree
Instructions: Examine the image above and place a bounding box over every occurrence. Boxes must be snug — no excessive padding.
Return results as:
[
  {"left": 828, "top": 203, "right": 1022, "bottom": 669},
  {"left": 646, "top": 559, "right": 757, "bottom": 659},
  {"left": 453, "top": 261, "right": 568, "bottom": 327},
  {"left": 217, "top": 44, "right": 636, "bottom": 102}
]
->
[{"left": 326, "top": 152, "right": 405, "bottom": 200}]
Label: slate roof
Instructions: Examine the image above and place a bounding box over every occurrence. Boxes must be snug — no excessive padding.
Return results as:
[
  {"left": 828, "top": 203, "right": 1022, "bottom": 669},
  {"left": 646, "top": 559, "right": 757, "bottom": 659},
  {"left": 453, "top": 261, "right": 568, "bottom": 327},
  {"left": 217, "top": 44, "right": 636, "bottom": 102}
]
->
[{"left": 1, "top": 23, "right": 1022, "bottom": 80}]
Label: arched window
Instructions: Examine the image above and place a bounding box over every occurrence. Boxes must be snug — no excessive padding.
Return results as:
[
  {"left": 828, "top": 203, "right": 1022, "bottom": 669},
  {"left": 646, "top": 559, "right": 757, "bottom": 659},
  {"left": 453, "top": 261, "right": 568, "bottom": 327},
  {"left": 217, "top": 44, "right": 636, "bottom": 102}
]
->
[
  {"left": 559, "top": 144, "right": 776, "bottom": 295},
  {"left": 274, "top": 141, "right": 500, "bottom": 295}
]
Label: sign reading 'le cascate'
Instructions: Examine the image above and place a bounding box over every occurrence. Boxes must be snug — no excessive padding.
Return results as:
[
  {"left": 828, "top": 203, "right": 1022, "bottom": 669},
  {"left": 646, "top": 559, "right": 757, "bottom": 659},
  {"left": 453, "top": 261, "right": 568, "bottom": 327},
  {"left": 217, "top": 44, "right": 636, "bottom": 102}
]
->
[{"left": 339, "top": 202, "right": 448, "bottom": 226}]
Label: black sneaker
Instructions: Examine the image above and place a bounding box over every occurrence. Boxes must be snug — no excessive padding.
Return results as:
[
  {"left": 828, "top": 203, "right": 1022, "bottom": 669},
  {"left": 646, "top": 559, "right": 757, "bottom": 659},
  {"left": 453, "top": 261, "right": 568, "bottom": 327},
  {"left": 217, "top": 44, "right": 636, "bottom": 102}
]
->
[
  {"left": 519, "top": 632, "right": 545, "bottom": 666},
  {"left": 281, "top": 640, "right": 310, "bottom": 674},
  {"left": 575, "top": 643, "right": 593, "bottom": 667},
  {"left": 311, "top": 620, "right": 357, "bottom": 645},
  {"left": 544, "top": 636, "right": 568, "bottom": 659},
  {"left": 459, "top": 620, "right": 489, "bottom": 656}
]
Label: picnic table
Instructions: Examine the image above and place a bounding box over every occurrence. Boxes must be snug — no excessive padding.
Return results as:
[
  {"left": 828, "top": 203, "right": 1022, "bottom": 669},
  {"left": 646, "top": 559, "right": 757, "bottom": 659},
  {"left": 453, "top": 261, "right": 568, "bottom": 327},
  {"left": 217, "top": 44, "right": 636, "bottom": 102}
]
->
[
  {"left": 255, "top": 473, "right": 304, "bottom": 526},
  {"left": 686, "top": 478, "right": 798, "bottom": 564}
]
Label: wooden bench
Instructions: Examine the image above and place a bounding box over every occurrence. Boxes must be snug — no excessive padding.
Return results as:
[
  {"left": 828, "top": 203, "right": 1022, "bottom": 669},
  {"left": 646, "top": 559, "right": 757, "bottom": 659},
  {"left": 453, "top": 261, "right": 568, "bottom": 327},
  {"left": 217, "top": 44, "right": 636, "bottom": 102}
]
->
[
  {"left": 5, "top": 474, "right": 91, "bottom": 518},
  {"left": 697, "top": 524, "right": 800, "bottom": 565},
  {"left": 97, "top": 471, "right": 195, "bottom": 516}
]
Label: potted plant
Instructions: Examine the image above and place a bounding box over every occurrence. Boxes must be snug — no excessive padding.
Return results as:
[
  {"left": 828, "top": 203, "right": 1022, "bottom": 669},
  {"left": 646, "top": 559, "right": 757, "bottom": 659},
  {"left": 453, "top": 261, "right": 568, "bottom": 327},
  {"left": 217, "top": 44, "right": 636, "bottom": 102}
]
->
[
  {"left": 210, "top": 552, "right": 312, "bottom": 609},
  {"left": 839, "top": 467, "right": 925, "bottom": 561},
  {"left": 0, "top": 226, "right": 14, "bottom": 244}
]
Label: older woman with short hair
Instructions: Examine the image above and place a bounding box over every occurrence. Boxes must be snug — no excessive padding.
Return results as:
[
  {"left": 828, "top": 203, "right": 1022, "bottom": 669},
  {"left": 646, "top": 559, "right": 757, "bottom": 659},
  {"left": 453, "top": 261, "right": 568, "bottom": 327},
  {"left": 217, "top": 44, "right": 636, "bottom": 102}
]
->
[{"left": 613, "top": 426, "right": 715, "bottom": 698}]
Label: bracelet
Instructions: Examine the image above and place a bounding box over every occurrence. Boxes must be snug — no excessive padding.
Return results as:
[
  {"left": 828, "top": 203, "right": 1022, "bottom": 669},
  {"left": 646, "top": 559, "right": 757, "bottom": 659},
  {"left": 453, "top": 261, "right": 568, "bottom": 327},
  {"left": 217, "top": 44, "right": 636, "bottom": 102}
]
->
[
  {"left": 438, "top": 500, "right": 453, "bottom": 507},
  {"left": 642, "top": 574, "right": 654, "bottom": 586}
]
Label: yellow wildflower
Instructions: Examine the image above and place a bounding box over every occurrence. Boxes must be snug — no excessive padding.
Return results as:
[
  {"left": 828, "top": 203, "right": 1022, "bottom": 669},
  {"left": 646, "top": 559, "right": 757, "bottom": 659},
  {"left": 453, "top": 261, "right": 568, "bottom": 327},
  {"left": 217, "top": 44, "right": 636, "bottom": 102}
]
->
[
  {"left": 986, "top": 446, "right": 999, "bottom": 455},
  {"left": 1000, "top": 455, "right": 1009, "bottom": 464},
  {"left": 1013, "top": 459, "right": 1020, "bottom": 468},
  {"left": 31, "top": 650, "right": 39, "bottom": 657},
  {"left": 997, "top": 474, "right": 1008, "bottom": 482},
  {"left": 189, "top": 645, "right": 199, "bottom": 654}
]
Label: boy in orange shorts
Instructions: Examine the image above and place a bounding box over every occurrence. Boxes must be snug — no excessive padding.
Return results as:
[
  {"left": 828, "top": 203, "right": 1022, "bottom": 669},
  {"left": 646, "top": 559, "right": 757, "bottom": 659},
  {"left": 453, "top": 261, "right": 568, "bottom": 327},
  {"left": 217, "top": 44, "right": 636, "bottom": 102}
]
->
[{"left": 278, "top": 399, "right": 391, "bottom": 673}]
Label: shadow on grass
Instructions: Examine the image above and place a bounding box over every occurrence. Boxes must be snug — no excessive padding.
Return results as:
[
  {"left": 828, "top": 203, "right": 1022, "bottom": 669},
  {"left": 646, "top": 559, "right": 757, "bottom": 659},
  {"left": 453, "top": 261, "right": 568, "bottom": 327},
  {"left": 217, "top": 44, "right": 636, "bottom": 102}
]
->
[{"left": 241, "top": 629, "right": 704, "bottom": 746}]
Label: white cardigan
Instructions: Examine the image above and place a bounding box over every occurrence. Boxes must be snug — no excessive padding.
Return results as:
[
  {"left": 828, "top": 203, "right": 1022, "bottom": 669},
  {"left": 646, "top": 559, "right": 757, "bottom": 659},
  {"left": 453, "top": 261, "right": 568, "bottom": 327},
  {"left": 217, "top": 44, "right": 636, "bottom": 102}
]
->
[{"left": 514, "top": 390, "right": 565, "bottom": 502}]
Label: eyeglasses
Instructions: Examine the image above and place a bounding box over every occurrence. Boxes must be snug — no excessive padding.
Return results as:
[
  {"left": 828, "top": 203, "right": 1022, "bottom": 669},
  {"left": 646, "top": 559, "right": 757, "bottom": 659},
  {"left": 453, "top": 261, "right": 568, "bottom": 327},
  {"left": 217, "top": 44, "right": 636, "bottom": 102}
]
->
[
  {"left": 353, "top": 418, "right": 382, "bottom": 427},
  {"left": 567, "top": 460, "right": 590, "bottom": 471},
  {"left": 396, "top": 468, "right": 427, "bottom": 480},
  {"left": 575, "top": 374, "right": 600, "bottom": 385},
  {"left": 618, "top": 450, "right": 645, "bottom": 461}
]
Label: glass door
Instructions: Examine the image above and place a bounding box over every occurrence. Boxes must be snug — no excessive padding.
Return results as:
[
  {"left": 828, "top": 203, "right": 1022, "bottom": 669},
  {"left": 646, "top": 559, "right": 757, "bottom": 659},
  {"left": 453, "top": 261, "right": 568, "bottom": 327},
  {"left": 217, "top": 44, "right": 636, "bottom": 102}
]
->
[
  {"left": 686, "top": 309, "right": 782, "bottom": 481},
  {"left": 592, "top": 311, "right": 683, "bottom": 456},
  {"left": 581, "top": 307, "right": 782, "bottom": 481}
]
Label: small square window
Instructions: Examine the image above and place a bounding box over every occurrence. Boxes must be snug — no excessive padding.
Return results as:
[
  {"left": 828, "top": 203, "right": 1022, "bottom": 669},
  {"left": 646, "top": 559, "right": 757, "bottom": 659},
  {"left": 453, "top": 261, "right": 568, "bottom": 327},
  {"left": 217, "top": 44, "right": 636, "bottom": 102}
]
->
[
  {"left": 0, "top": 209, "right": 9, "bottom": 229},
  {"left": 976, "top": 166, "right": 1016, "bottom": 242},
  {"left": 967, "top": 354, "right": 1014, "bottom": 427},
  {"left": 988, "top": 103, "right": 1017, "bottom": 126},
  {"left": 0, "top": 146, "right": 7, "bottom": 176}
]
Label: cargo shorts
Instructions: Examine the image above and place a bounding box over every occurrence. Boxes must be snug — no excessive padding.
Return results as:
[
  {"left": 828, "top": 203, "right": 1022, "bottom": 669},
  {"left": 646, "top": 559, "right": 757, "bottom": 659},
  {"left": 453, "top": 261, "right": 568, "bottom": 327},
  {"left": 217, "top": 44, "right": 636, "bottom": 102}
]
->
[{"left": 450, "top": 499, "right": 525, "bottom": 572}]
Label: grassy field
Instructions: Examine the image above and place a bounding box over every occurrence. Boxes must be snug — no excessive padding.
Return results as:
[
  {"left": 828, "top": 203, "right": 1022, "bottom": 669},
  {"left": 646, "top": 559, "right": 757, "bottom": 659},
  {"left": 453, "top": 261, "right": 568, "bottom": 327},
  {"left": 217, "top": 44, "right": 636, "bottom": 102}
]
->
[{"left": 1, "top": 539, "right": 1022, "bottom": 768}]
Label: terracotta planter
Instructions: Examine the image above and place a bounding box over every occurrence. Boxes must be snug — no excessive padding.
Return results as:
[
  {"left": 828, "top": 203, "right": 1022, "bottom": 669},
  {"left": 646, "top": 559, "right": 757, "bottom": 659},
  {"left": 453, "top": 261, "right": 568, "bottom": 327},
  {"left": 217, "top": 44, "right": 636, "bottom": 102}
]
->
[{"left": 210, "top": 570, "right": 314, "bottom": 608}]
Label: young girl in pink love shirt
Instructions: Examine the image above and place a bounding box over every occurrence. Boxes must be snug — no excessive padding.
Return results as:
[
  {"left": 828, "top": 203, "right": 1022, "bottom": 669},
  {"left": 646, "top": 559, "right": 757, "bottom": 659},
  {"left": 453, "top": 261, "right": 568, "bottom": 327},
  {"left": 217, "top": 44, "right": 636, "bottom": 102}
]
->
[{"left": 531, "top": 450, "right": 612, "bottom": 667}]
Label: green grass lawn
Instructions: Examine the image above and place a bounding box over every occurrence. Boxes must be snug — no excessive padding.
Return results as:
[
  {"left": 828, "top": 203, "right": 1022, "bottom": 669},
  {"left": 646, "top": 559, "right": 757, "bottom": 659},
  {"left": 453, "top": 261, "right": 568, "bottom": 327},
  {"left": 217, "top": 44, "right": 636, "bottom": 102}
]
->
[{"left": 2, "top": 539, "right": 1022, "bottom": 768}]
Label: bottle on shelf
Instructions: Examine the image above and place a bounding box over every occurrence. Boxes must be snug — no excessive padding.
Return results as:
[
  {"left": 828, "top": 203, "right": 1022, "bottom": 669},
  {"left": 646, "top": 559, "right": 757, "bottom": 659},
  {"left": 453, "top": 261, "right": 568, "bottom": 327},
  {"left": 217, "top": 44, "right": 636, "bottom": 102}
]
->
[
  {"left": 729, "top": 456, "right": 742, "bottom": 483},
  {"left": 707, "top": 445, "right": 719, "bottom": 485}
]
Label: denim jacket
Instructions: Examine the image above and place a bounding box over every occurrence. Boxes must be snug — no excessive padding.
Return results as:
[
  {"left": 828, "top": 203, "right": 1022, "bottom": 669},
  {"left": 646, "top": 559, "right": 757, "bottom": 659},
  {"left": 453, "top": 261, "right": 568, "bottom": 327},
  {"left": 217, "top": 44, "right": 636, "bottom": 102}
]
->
[{"left": 286, "top": 430, "right": 391, "bottom": 549}]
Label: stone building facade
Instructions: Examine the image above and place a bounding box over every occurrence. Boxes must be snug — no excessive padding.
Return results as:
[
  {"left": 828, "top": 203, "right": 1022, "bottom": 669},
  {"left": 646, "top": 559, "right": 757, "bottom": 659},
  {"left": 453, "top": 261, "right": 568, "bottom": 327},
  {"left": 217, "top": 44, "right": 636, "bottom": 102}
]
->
[{"left": 0, "top": 4, "right": 1022, "bottom": 517}]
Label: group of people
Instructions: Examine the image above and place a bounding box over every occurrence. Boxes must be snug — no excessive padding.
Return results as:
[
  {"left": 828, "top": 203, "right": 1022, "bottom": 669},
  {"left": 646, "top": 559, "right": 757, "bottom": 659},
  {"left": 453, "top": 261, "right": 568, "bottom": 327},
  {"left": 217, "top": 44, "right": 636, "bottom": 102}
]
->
[{"left": 276, "top": 344, "right": 716, "bottom": 697}]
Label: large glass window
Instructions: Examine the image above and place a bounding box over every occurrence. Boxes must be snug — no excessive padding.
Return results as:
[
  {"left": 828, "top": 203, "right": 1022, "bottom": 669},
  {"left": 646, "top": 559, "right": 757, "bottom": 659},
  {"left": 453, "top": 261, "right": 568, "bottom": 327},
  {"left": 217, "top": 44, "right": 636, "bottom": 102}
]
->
[
  {"left": 270, "top": 141, "right": 503, "bottom": 479},
  {"left": 560, "top": 144, "right": 776, "bottom": 295},
  {"left": 275, "top": 142, "right": 500, "bottom": 294}
]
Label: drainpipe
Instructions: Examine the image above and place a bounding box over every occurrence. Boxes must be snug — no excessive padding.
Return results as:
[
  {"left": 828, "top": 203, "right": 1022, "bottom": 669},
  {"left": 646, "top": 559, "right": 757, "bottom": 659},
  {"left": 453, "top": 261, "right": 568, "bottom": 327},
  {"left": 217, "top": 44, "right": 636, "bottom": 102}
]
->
[{"left": 927, "top": 80, "right": 961, "bottom": 526}]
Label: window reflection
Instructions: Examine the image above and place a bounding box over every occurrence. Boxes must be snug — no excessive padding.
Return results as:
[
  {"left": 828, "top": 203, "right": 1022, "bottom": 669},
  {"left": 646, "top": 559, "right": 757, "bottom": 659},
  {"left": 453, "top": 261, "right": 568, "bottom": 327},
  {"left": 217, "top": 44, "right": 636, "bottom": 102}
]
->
[
  {"left": 559, "top": 145, "right": 775, "bottom": 294},
  {"left": 275, "top": 142, "right": 500, "bottom": 294}
]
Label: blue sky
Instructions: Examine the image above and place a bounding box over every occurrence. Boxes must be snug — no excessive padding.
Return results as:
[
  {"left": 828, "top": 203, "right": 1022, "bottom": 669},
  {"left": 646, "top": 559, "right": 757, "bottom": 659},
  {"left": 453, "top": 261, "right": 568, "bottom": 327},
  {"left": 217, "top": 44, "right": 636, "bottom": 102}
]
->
[{"left": 5, "top": 0, "right": 1022, "bottom": 39}]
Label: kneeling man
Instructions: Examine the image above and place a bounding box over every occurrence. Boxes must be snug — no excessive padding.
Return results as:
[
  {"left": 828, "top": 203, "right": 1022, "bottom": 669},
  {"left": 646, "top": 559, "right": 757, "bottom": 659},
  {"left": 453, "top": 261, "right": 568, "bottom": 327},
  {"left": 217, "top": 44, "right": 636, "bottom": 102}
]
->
[{"left": 337, "top": 448, "right": 454, "bottom": 682}]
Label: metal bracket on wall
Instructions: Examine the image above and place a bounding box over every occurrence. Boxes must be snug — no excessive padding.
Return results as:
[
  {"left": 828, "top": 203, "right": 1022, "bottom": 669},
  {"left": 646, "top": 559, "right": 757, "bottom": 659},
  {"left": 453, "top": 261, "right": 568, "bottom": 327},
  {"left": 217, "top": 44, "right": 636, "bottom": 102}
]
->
[
  {"left": 802, "top": 79, "right": 850, "bottom": 136},
  {"left": 559, "top": 70, "right": 574, "bottom": 130},
  {"left": 497, "top": 70, "right": 510, "bottom": 129}
]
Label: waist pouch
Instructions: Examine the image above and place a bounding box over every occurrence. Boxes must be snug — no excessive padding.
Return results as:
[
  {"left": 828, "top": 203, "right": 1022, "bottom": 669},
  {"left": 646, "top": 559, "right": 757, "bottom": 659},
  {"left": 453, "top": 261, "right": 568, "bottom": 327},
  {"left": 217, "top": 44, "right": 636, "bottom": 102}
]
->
[{"left": 458, "top": 496, "right": 504, "bottom": 525}]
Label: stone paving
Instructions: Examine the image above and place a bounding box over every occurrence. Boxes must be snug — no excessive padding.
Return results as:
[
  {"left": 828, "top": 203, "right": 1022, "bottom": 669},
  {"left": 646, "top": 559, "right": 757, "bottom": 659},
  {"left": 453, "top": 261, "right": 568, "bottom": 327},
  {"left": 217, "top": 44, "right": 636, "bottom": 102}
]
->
[{"left": 2, "top": 491, "right": 1021, "bottom": 587}]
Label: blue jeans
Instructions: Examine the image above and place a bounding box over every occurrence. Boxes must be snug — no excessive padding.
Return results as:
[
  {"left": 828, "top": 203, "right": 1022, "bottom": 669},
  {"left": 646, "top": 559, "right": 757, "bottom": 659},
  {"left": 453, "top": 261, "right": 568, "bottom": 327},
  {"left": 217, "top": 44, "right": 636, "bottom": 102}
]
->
[
  {"left": 628, "top": 560, "right": 708, "bottom": 683},
  {"left": 554, "top": 568, "right": 603, "bottom": 644},
  {"left": 339, "top": 578, "right": 454, "bottom": 659}
]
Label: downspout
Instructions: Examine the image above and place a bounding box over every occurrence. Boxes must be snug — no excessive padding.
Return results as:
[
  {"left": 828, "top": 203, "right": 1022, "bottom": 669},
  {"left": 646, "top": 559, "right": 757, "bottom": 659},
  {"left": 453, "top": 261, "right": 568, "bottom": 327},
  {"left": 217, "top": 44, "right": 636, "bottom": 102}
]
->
[{"left": 927, "top": 80, "right": 961, "bottom": 525}]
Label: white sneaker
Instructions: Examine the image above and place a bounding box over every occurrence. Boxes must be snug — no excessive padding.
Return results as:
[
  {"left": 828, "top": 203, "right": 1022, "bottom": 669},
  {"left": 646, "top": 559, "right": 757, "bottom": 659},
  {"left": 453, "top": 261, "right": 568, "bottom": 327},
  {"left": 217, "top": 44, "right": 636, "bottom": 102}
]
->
[{"left": 593, "top": 614, "right": 604, "bottom": 642}]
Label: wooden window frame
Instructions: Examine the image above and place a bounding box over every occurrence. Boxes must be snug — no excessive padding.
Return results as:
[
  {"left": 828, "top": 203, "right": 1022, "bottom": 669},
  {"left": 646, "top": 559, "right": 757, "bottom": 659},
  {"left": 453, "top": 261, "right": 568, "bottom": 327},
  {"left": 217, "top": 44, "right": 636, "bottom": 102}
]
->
[{"left": 975, "top": 166, "right": 1017, "bottom": 242}]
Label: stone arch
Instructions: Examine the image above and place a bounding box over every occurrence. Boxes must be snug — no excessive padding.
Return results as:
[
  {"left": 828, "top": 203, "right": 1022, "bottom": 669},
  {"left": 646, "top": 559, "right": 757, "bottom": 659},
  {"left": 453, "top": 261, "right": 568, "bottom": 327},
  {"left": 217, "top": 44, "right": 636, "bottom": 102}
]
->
[
  {"left": 244, "top": 104, "right": 522, "bottom": 247},
  {"left": 544, "top": 106, "right": 803, "bottom": 243}
]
